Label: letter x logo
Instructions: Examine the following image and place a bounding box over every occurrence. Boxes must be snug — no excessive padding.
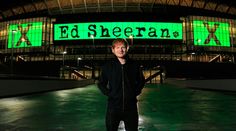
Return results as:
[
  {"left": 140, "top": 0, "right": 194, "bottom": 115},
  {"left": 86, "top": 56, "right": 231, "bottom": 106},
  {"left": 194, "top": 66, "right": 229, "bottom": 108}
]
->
[
  {"left": 203, "top": 22, "right": 221, "bottom": 45},
  {"left": 16, "top": 24, "right": 32, "bottom": 46}
]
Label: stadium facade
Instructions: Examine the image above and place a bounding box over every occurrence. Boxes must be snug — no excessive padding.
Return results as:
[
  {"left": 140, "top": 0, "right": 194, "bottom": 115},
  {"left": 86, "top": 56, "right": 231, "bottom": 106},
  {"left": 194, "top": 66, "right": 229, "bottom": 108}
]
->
[{"left": 0, "top": 0, "right": 236, "bottom": 80}]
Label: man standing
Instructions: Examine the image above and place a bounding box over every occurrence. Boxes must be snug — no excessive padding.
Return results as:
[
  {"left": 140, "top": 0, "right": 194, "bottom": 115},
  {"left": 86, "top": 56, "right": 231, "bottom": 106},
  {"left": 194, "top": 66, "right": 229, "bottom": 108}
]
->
[{"left": 97, "top": 38, "right": 145, "bottom": 131}]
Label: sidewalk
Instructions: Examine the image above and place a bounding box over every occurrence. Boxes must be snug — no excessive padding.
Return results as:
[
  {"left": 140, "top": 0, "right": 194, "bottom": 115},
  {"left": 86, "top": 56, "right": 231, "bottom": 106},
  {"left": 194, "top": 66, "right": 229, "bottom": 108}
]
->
[{"left": 0, "top": 84, "right": 236, "bottom": 130}]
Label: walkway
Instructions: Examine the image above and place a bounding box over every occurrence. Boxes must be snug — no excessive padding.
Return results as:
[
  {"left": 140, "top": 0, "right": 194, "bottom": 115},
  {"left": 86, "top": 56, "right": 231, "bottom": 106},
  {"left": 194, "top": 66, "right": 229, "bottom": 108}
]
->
[{"left": 1, "top": 84, "right": 236, "bottom": 131}]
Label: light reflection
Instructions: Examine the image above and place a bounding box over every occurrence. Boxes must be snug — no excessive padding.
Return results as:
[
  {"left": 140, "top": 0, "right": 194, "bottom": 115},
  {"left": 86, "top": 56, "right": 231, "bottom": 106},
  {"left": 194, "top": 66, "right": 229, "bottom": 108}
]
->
[
  {"left": 54, "top": 85, "right": 96, "bottom": 99},
  {"left": 55, "top": 90, "right": 71, "bottom": 98},
  {"left": 138, "top": 115, "right": 146, "bottom": 130},
  {"left": 139, "top": 116, "right": 144, "bottom": 126},
  {"left": 0, "top": 98, "right": 34, "bottom": 123},
  {"left": 117, "top": 116, "right": 145, "bottom": 131},
  {"left": 0, "top": 98, "right": 32, "bottom": 108},
  {"left": 118, "top": 121, "right": 125, "bottom": 131}
]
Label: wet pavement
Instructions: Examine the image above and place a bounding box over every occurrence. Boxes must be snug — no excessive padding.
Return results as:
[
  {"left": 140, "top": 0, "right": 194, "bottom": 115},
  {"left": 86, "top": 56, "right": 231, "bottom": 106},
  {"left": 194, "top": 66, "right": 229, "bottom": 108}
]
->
[{"left": 1, "top": 83, "right": 236, "bottom": 131}]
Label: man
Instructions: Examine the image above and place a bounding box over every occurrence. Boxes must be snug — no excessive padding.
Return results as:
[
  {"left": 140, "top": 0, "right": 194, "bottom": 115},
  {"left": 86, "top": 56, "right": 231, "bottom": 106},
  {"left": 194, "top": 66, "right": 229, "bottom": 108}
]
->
[{"left": 97, "top": 38, "right": 145, "bottom": 131}]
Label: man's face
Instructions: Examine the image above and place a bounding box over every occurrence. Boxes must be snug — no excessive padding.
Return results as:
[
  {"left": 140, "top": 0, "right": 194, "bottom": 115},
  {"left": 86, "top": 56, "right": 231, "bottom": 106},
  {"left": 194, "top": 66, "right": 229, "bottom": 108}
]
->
[{"left": 111, "top": 42, "right": 129, "bottom": 58}]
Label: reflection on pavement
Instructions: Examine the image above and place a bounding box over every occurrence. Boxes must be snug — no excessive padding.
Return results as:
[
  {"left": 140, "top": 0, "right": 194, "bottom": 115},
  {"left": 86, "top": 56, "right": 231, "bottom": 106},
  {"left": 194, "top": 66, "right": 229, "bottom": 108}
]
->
[{"left": 1, "top": 84, "right": 236, "bottom": 130}]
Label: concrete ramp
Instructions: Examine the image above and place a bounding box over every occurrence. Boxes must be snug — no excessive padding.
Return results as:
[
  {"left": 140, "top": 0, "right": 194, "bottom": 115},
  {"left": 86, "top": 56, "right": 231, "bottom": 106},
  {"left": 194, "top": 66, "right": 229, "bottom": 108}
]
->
[
  {"left": 166, "top": 78, "right": 236, "bottom": 91},
  {"left": 0, "top": 77, "right": 94, "bottom": 98}
]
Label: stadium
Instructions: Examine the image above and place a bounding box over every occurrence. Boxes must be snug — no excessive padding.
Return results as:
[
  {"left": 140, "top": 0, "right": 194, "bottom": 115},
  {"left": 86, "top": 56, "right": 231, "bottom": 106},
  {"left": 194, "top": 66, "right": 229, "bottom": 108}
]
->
[{"left": 1, "top": 0, "right": 236, "bottom": 81}]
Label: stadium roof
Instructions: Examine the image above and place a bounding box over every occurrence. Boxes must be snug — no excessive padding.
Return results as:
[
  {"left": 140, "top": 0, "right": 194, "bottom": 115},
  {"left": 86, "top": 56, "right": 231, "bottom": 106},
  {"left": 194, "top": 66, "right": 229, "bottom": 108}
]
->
[{"left": 0, "top": 0, "right": 236, "bottom": 21}]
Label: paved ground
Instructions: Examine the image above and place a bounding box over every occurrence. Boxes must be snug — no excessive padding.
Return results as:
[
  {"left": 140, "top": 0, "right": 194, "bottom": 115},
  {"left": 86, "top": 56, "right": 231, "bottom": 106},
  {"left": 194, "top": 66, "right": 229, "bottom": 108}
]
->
[{"left": 1, "top": 83, "right": 236, "bottom": 131}]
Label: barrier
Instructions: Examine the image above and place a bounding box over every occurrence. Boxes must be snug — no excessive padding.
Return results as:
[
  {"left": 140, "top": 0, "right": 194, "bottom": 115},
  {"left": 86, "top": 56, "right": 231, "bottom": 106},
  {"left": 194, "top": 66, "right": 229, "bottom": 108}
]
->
[{"left": 0, "top": 78, "right": 94, "bottom": 98}]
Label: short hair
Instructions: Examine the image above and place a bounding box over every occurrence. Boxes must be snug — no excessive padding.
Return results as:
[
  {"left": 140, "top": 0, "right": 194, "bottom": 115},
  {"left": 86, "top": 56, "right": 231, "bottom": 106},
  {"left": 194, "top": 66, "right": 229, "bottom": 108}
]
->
[{"left": 111, "top": 38, "right": 129, "bottom": 48}]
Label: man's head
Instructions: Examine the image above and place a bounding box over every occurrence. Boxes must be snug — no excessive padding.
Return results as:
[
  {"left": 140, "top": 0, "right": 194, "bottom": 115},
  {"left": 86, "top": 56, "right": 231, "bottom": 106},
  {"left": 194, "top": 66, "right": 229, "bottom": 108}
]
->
[{"left": 111, "top": 38, "right": 129, "bottom": 59}]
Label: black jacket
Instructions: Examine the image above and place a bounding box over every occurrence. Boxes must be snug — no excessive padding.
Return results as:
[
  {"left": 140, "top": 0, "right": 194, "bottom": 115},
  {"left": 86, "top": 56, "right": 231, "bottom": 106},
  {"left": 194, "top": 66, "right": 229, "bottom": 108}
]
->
[{"left": 97, "top": 56, "right": 145, "bottom": 110}]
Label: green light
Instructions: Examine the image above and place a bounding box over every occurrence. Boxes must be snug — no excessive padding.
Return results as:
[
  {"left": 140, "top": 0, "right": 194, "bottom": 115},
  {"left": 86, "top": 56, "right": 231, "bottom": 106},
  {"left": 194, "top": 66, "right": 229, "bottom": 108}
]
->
[
  {"left": 54, "top": 22, "right": 182, "bottom": 40},
  {"left": 193, "top": 20, "right": 230, "bottom": 47},
  {"left": 8, "top": 22, "right": 43, "bottom": 48}
]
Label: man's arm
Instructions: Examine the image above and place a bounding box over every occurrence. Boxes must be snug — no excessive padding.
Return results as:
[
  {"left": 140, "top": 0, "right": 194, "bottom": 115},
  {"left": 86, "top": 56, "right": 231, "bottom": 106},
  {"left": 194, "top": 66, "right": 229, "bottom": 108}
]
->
[
  {"left": 136, "top": 66, "right": 145, "bottom": 96},
  {"left": 97, "top": 66, "right": 109, "bottom": 96}
]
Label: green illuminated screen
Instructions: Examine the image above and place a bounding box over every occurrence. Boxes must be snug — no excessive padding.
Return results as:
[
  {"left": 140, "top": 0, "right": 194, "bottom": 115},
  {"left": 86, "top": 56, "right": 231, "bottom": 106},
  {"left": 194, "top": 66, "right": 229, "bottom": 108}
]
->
[
  {"left": 8, "top": 22, "right": 43, "bottom": 48},
  {"left": 54, "top": 22, "right": 182, "bottom": 40},
  {"left": 193, "top": 20, "right": 230, "bottom": 47}
]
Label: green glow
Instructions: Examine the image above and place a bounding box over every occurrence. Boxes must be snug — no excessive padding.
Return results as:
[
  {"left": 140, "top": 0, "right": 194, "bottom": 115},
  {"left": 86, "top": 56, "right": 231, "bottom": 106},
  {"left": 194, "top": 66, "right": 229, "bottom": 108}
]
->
[
  {"left": 54, "top": 22, "right": 182, "bottom": 40},
  {"left": 193, "top": 20, "right": 230, "bottom": 47},
  {"left": 8, "top": 22, "right": 43, "bottom": 48}
]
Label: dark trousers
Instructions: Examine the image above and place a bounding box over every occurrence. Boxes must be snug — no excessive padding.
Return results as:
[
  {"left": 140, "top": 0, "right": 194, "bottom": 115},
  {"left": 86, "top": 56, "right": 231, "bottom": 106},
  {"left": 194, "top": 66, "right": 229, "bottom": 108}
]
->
[{"left": 106, "top": 108, "right": 138, "bottom": 131}]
